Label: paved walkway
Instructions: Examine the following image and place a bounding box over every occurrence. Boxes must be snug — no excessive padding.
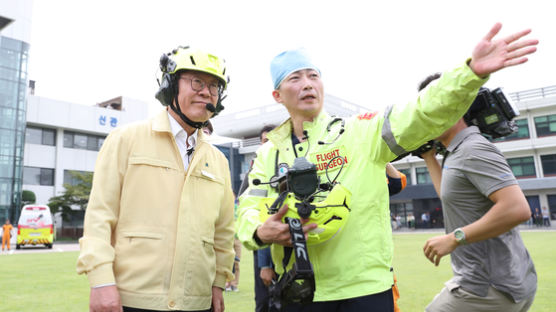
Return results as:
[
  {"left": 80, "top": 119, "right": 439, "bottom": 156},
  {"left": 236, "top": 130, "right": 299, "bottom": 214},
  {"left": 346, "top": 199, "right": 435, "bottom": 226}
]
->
[{"left": 0, "top": 242, "right": 80, "bottom": 255}]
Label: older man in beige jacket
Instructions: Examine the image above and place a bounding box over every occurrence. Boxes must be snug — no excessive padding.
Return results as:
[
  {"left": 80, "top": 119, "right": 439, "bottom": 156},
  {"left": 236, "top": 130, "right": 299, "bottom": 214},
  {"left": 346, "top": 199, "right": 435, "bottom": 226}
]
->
[{"left": 77, "top": 46, "right": 235, "bottom": 312}]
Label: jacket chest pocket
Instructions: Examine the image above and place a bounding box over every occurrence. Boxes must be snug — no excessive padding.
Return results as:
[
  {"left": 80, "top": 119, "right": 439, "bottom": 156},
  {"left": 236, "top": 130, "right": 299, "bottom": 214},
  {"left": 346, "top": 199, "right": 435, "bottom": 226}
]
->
[
  {"left": 122, "top": 156, "right": 183, "bottom": 226},
  {"left": 128, "top": 156, "right": 180, "bottom": 171}
]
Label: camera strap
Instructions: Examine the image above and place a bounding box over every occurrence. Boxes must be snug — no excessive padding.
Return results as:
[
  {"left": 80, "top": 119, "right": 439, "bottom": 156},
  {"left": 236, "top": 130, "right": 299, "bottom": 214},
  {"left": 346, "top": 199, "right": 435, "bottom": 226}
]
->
[
  {"left": 268, "top": 217, "right": 315, "bottom": 311},
  {"left": 282, "top": 217, "right": 313, "bottom": 276},
  {"left": 441, "top": 151, "right": 450, "bottom": 170}
]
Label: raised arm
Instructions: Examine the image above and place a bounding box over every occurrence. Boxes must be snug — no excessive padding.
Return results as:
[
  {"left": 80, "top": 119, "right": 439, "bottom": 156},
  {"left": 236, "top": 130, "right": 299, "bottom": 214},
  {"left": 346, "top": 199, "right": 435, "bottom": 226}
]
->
[{"left": 421, "top": 149, "right": 442, "bottom": 196}]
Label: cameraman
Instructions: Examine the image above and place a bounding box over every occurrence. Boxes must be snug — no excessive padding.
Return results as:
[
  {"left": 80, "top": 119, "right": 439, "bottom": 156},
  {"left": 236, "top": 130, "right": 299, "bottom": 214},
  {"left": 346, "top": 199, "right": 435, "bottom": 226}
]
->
[
  {"left": 237, "top": 23, "right": 537, "bottom": 312},
  {"left": 418, "top": 75, "right": 537, "bottom": 311}
]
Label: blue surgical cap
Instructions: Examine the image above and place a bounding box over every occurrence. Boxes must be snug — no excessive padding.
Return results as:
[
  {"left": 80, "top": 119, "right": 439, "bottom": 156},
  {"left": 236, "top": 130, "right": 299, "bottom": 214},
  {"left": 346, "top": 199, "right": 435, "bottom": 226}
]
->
[{"left": 270, "top": 48, "right": 321, "bottom": 90}]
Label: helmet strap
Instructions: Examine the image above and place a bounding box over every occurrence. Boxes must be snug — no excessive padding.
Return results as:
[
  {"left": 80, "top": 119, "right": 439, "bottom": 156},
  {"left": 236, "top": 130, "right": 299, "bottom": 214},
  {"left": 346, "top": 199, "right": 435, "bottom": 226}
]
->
[{"left": 169, "top": 92, "right": 208, "bottom": 129}]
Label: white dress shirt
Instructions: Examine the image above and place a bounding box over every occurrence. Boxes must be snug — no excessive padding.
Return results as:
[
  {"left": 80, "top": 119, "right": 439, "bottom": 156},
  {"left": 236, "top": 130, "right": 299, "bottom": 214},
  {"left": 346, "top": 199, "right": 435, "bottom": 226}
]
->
[{"left": 168, "top": 111, "right": 198, "bottom": 171}]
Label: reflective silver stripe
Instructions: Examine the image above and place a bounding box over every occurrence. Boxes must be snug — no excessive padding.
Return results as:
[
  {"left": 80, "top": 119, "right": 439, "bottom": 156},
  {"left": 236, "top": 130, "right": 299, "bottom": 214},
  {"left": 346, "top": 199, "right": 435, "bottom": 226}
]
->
[
  {"left": 381, "top": 105, "right": 407, "bottom": 156},
  {"left": 248, "top": 189, "right": 268, "bottom": 197}
]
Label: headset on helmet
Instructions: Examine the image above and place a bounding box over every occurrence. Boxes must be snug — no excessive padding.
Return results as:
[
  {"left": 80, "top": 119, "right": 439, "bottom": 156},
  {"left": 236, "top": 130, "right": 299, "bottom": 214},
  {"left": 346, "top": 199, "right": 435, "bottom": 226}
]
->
[{"left": 155, "top": 46, "right": 230, "bottom": 128}]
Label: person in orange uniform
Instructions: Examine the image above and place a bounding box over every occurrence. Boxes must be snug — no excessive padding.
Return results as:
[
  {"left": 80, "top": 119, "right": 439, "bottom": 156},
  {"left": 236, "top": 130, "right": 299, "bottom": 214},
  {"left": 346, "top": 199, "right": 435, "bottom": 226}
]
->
[{"left": 2, "top": 219, "right": 13, "bottom": 251}]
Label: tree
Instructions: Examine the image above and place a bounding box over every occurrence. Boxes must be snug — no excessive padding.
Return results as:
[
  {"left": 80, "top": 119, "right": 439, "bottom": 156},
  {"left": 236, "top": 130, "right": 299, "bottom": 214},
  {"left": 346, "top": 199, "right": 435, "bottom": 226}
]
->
[
  {"left": 48, "top": 171, "right": 93, "bottom": 221},
  {"left": 21, "top": 190, "right": 36, "bottom": 205}
]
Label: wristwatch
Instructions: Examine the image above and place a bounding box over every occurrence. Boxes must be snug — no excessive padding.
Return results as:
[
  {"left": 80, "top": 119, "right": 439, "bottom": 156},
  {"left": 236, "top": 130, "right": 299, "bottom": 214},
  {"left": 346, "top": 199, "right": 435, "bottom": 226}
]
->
[{"left": 453, "top": 228, "right": 467, "bottom": 245}]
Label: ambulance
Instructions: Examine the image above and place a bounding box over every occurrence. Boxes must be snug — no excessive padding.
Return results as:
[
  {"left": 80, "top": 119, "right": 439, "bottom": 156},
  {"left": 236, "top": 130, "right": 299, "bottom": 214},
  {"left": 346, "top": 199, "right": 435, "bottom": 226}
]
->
[{"left": 16, "top": 205, "right": 54, "bottom": 249}]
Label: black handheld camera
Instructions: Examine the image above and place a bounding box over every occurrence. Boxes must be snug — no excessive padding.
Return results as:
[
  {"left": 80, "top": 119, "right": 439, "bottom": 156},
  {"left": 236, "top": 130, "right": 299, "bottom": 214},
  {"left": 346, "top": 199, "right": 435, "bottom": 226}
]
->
[
  {"left": 464, "top": 87, "right": 519, "bottom": 139},
  {"left": 256, "top": 154, "right": 348, "bottom": 311},
  {"left": 395, "top": 86, "right": 519, "bottom": 161},
  {"left": 287, "top": 157, "right": 319, "bottom": 200},
  {"left": 259, "top": 157, "right": 321, "bottom": 219}
]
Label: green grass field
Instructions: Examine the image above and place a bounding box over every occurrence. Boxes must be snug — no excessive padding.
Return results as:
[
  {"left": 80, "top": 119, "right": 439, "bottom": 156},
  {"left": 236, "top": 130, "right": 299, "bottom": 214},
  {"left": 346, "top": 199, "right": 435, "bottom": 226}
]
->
[{"left": 0, "top": 231, "right": 554, "bottom": 311}]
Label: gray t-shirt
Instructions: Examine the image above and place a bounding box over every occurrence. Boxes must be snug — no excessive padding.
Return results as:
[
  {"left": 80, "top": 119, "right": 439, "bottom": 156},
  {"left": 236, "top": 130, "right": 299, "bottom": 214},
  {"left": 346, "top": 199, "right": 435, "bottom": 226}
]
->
[{"left": 440, "top": 126, "right": 537, "bottom": 301}]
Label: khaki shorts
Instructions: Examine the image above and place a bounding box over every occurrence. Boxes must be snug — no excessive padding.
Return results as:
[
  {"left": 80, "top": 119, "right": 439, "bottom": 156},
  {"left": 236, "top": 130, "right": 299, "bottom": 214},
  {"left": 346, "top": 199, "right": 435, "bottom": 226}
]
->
[{"left": 426, "top": 281, "right": 535, "bottom": 312}]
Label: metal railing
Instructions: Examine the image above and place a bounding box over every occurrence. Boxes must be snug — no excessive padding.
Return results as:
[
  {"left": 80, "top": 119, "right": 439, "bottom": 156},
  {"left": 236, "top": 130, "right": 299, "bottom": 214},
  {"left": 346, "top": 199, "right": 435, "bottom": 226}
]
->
[{"left": 510, "top": 85, "right": 556, "bottom": 102}]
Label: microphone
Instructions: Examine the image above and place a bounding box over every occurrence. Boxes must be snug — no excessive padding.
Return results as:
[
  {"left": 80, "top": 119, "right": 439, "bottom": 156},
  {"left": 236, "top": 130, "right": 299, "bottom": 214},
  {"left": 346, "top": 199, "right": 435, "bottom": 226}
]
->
[
  {"left": 253, "top": 178, "right": 281, "bottom": 186},
  {"left": 205, "top": 103, "right": 216, "bottom": 113},
  {"left": 187, "top": 147, "right": 195, "bottom": 156}
]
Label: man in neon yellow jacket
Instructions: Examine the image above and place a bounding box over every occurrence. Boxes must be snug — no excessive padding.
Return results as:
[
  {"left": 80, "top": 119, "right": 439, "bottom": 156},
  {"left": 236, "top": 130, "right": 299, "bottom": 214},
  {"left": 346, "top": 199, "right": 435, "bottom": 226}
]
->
[{"left": 237, "top": 23, "right": 538, "bottom": 311}]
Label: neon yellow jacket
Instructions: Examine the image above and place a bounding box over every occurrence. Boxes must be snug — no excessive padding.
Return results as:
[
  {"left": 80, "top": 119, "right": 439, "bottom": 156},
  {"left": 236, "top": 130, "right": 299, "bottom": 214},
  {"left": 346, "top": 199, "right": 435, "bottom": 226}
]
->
[
  {"left": 77, "top": 111, "right": 235, "bottom": 311},
  {"left": 237, "top": 62, "right": 487, "bottom": 301}
]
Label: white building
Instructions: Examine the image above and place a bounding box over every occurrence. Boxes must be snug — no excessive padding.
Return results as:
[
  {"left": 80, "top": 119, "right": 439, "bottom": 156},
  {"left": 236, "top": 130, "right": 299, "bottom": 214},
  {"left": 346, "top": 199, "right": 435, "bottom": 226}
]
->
[{"left": 22, "top": 95, "right": 148, "bottom": 228}]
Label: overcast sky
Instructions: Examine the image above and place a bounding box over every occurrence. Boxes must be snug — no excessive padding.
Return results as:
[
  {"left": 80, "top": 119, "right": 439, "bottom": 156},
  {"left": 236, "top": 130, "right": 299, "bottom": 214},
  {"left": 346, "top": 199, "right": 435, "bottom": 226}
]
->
[{"left": 28, "top": 0, "right": 555, "bottom": 117}]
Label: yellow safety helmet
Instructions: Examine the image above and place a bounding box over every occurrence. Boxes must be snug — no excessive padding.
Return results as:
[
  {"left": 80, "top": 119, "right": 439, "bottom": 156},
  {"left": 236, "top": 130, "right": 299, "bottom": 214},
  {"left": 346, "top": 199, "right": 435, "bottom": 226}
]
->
[
  {"left": 155, "top": 46, "right": 229, "bottom": 123},
  {"left": 259, "top": 184, "right": 351, "bottom": 245},
  {"left": 161, "top": 46, "right": 228, "bottom": 88}
]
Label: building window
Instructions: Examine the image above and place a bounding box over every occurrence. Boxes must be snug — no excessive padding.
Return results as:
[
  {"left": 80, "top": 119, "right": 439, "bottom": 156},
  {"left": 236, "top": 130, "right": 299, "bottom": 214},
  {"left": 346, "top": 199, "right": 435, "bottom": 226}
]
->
[
  {"left": 73, "top": 134, "right": 87, "bottom": 149},
  {"left": 25, "top": 127, "right": 42, "bottom": 144},
  {"left": 0, "top": 156, "right": 13, "bottom": 179},
  {"left": 399, "top": 168, "right": 412, "bottom": 185},
  {"left": 541, "top": 154, "right": 556, "bottom": 177},
  {"left": 548, "top": 195, "right": 556, "bottom": 220},
  {"left": 98, "top": 137, "right": 105, "bottom": 150},
  {"left": 87, "top": 136, "right": 98, "bottom": 151},
  {"left": 416, "top": 167, "right": 431, "bottom": 184},
  {"left": 42, "top": 129, "right": 55, "bottom": 145},
  {"left": 492, "top": 119, "right": 529, "bottom": 142},
  {"left": 23, "top": 166, "right": 54, "bottom": 186},
  {"left": 63, "top": 132, "right": 73, "bottom": 148},
  {"left": 534, "top": 114, "right": 556, "bottom": 137},
  {"left": 25, "top": 127, "right": 56, "bottom": 146},
  {"left": 63, "top": 131, "right": 106, "bottom": 151},
  {"left": 63, "top": 170, "right": 92, "bottom": 186},
  {"left": 507, "top": 156, "right": 536, "bottom": 178}
]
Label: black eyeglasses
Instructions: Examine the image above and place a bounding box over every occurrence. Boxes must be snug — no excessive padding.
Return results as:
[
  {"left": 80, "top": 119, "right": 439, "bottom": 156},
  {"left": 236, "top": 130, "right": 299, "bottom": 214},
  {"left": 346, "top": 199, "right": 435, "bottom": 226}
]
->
[{"left": 179, "top": 76, "right": 220, "bottom": 97}]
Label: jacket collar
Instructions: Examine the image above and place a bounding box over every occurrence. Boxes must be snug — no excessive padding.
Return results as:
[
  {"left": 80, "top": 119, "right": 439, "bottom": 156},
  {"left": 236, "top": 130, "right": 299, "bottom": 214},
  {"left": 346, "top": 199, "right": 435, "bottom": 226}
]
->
[
  {"left": 267, "top": 109, "right": 331, "bottom": 148},
  {"left": 152, "top": 110, "right": 172, "bottom": 133},
  {"left": 152, "top": 109, "right": 207, "bottom": 142}
]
